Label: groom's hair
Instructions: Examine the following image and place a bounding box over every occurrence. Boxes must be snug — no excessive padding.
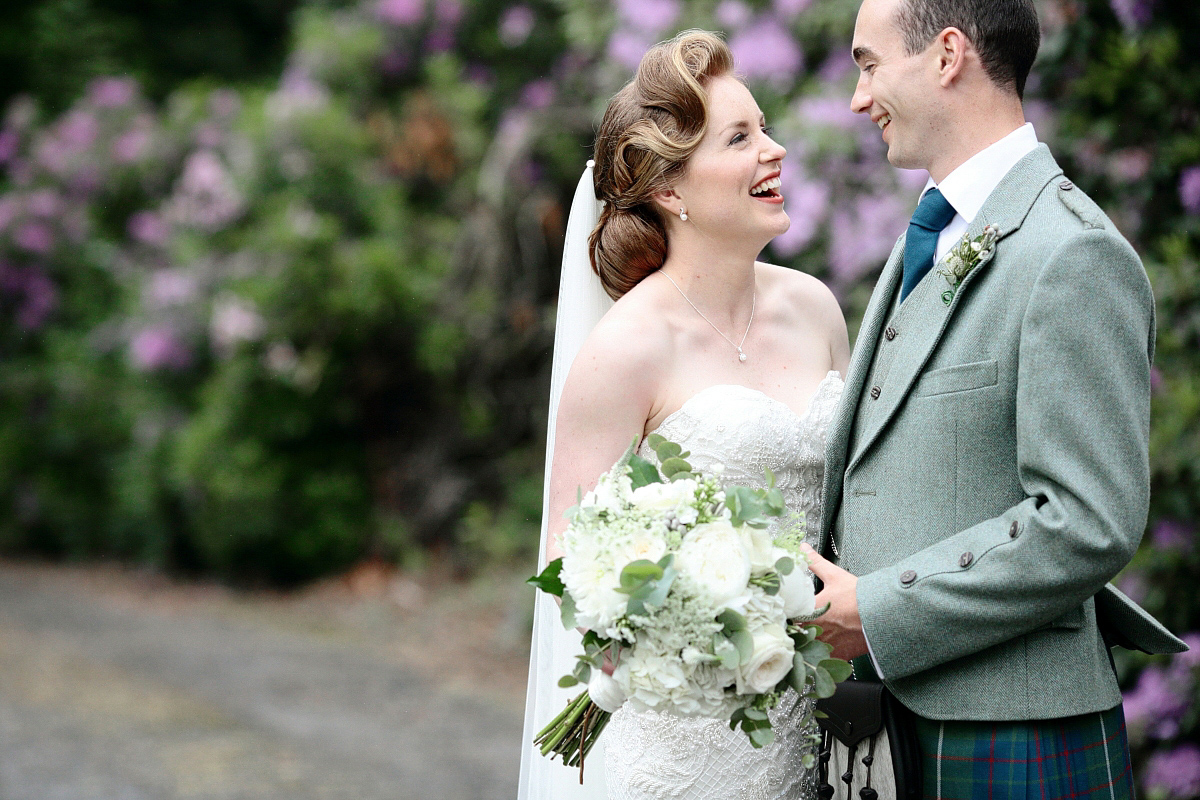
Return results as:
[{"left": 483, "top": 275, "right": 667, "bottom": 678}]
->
[{"left": 896, "top": 0, "right": 1040, "bottom": 99}]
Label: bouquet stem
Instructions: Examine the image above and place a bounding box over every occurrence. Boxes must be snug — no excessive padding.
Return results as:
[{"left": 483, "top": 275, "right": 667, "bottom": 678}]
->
[{"left": 533, "top": 691, "right": 612, "bottom": 782}]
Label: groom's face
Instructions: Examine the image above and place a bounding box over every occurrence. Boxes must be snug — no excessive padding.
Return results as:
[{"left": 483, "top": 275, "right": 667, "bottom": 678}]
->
[{"left": 850, "top": 0, "right": 943, "bottom": 172}]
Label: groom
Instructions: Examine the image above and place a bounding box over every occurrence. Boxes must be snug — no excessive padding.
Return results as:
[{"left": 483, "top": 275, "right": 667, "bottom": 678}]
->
[{"left": 803, "top": 0, "right": 1188, "bottom": 797}]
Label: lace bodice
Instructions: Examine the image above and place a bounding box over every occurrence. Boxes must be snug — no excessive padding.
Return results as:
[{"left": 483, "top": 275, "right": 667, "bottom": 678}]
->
[{"left": 605, "top": 372, "right": 844, "bottom": 800}]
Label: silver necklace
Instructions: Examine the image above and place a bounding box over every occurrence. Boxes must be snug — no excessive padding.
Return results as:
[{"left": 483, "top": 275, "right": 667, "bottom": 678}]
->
[{"left": 660, "top": 271, "right": 755, "bottom": 363}]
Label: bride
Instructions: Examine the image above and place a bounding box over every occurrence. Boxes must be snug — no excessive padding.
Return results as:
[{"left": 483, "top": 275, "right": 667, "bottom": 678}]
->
[{"left": 518, "top": 30, "right": 850, "bottom": 800}]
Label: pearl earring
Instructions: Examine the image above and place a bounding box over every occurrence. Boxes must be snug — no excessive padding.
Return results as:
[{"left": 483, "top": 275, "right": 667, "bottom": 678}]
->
[{"left": 679, "top": 206, "right": 688, "bottom": 221}]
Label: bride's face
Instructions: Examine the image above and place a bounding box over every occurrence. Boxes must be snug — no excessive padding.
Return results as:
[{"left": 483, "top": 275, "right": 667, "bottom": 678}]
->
[{"left": 666, "top": 75, "right": 789, "bottom": 246}]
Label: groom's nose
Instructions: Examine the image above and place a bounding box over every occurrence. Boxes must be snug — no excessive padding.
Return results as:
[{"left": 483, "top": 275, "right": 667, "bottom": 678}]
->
[{"left": 850, "top": 75, "right": 871, "bottom": 115}]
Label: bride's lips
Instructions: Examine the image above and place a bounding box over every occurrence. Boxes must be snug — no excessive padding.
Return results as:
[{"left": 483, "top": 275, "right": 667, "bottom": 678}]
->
[{"left": 750, "top": 172, "right": 784, "bottom": 204}]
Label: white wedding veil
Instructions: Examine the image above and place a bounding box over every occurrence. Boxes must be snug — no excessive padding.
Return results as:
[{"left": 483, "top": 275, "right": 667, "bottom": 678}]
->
[{"left": 517, "top": 161, "right": 613, "bottom": 799}]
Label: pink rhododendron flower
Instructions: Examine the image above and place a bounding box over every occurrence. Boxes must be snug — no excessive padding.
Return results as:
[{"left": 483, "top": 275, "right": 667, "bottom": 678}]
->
[
  {"left": 88, "top": 77, "right": 137, "bottom": 108},
  {"left": 715, "top": 0, "right": 753, "bottom": 29},
  {"left": 499, "top": 6, "right": 535, "bottom": 47},
  {"left": 607, "top": 29, "right": 654, "bottom": 72},
  {"left": 521, "top": 80, "right": 556, "bottom": 110},
  {"left": 1179, "top": 165, "right": 1200, "bottom": 215},
  {"left": 112, "top": 127, "right": 151, "bottom": 163},
  {"left": 730, "top": 18, "right": 803, "bottom": 87},
  {"left": 615, "top": 0, "right": 680, "bottom": 34},
  {"left": 434, "top": 0, "right": 463, "bottom": 24},
  {"left": 0, "top": 129, "right": 18, "bottom": 163},
  {"left": 130, "top": 326, "right": 192, "bottom": 371},
  {"left": 377, "top": 0, "right": 424, "bottom": 26},
  {"left": 26, "top": 189, "right": 62, "bottom": 218},
  {"left": 128, "top": 211, "right": 170, "bottom": 246},
  {"left": 773, "top": 0, "right": 812, "bottom": 17},
  {"left": 14, "top": 221, "right": 53, "bottom": 254},
  {"left": 147, "top": 269, "right": 199, "bottom": 308}
]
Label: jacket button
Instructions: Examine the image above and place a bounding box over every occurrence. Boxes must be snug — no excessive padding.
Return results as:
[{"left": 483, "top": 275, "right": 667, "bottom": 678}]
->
[
  {"left": 1059, "top": 179, "right": 1074, "bottom": 191},
  {"left": 870, "top": 386, "right": 881, "bottom": 400},
  {"left": 900, "top": 570, "right": 917, "bottom": 585},
  {"left": 885, "top": 327, "right": 897, "bottom": 341},
  {"left": 1009, "top": 521, "right": 1020, "bottom": 538},
  {"left": 959, "top": 552, "right": 974, "bottom": 568}
]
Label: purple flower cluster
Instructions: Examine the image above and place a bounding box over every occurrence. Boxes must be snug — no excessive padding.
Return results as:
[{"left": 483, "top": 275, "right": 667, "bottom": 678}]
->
[
  {"left": 1123, "top": 640, "right": 1198, "bottom": 741},
  {"left": 1110, "top": 0, "right": 1154, "bottom": 31},
  {"left": 1179, "top": 166, "right": 1200, "bottom": 216},
  {"left": 1152, "top": 519, "right": 1194, "bottom": 553},
  {"left": 1143, "top": 743, "right": 1200, "bottom": 799},
  {"left": 0, "top": 262, "right": 57, "bottom": 330}
]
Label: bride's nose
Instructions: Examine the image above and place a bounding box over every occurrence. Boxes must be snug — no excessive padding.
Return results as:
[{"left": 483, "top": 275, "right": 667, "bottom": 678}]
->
[{"left": 761, "top": 135, "right": 786, "bottom": 163}]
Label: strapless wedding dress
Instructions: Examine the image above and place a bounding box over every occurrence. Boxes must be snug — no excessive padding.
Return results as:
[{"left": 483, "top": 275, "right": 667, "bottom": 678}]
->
[{"left": 604, "top": 372, "right": 845, "bottom": 800}]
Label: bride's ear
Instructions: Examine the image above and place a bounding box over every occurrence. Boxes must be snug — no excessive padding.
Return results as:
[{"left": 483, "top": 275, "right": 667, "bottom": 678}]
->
[{"left": 651, "top": 188, "right": 683, "bottom": 218}]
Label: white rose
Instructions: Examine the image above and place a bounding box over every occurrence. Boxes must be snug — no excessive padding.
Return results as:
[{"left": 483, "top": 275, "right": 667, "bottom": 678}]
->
[
  {"left": 631, "top": 478, "right": 697, "bottom": 512},
  {"left": 613, "top": 529, "right": 668, "bottom": 574},
  {"left": 739, "top": 527, "right": 777, "bottom": 573},
  {"left": 675, "top": 521, "right": 751, "bottom": 607},
  {"left": 735, "top": 622, "right": 795, "bottom": 695},
  {"left": 778, "top": 567, "right": 817, "bottom": 619},
  {"left": 588, "top": 669, "right": 627, "bottom": 713}
]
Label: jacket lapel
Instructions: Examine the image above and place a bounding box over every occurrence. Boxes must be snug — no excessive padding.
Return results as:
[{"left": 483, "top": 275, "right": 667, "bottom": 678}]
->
[
  {"left": 819, "top": 235, "right": 905, "bottom": 553},
  {"left": 844, "top": 145, "right": 1064, "bottom": 476}
]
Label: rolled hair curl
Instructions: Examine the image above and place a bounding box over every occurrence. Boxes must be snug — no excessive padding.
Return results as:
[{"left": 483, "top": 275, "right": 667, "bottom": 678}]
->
[{"left": 589, "top": 30, "right": 734, "bottom": 300}]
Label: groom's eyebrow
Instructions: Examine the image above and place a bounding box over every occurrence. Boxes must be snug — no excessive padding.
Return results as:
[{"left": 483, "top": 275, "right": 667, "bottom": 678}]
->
[{"left": 852, "top": 46, "right": 877, "bottom": 65}]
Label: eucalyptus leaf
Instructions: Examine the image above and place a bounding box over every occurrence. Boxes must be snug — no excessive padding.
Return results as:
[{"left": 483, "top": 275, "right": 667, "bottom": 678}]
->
[
  {"left": 670, "top": 471, "right": 697, "bottom": 482},
  {"left": 527, "top": 557, "right": 565, "bottom": 597},
  {"left": 573, "top": 661, "right": 592, "bottom": 684},
  {"left": 820, "top": 658, "right": 853, "bottom": 683},
  {"left": 774, "top": 556, "right": 794, "bottom": 576},
  {"left": 800, "top": 638, "right": 834, "bottom": 664},
  {"left": 654, "top": 441, "right": 682, "bottom": 460},
  {"left": 558, "top": 675, "right": 579, "bottom": 688},
  {"left": 560, "top": 590, "right": 578, "bottom": 629},
  {"left": 748, "top": 726, "right": 775, "bottom": 748},
  {"left": 660, "top": 456, "right": 692, "bottom": 477},
  {"left": 717, "top": 608, "right": 747, "bottom": 633},
  {"left": 731, "top": 628, "right": 754, "bottom": 663},
  {"left": 619, "top": 559, "right": 664, "bottom": 588},
  {"left": 814, "top": 665, "right": 837, "bottom": 698},
  {"left": 743, "top": 708, "right": 768, "bottom": 721},
  {"left": 628, "top": 453, "right": 662, "bottom": 488},
  {"left": 643, "top": 566, "right": 677, "bottom": 608}
]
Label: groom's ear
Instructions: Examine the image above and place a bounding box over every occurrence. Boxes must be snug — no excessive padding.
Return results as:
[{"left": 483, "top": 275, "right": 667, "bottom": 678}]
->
[{"left": 935, "top": 26, "right": 970, "bottom": 88}]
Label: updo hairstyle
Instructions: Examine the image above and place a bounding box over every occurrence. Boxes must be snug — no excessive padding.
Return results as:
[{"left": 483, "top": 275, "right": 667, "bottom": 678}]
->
[{"left": 589, "top": 30, "right": 734, "bottom": 300}]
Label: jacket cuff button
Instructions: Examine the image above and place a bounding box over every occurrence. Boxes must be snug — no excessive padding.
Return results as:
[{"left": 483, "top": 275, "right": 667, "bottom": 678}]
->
[
  {"left": 899, "top": 570, "right": 917, "bottom": 585},
  {"left": 1009, "top": 521, "right": 1020, "bottom": 538},
  {"left": 958, "top": 552, "right": 974, "bottom": 568}
]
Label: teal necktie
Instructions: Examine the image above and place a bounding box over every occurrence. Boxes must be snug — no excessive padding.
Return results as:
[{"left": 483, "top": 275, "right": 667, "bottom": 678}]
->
[{"left": 901, "top": 188, "right": 957, "bottom": 302}]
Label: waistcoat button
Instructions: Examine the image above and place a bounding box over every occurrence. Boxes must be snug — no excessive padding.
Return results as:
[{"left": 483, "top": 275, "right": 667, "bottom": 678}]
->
[
  {"left": 900, "top": 570, "right": 917, "bottom": 585},
  {"left": 1009, "top": 521, "right": 1020, "bottom": 538},
  {"left": 870, "top": 386, "right": 881, "bottom": 400},
  {"left": 885, "top": 327, "right": 897, "bottom": 341},
  {"left": 959, "top": 552, "right": 974, "bottom": 568}
]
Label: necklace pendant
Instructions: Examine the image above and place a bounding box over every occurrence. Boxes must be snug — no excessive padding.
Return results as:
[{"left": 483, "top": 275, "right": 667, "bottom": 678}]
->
[{"left": 738, "top": 350, "right": 747, "bottom": 363}]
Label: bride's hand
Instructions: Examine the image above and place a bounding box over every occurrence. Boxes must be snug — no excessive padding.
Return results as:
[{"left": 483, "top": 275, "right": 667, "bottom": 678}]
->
[{"left": 801, "top": 544, "right": 868, "bottom": 662}]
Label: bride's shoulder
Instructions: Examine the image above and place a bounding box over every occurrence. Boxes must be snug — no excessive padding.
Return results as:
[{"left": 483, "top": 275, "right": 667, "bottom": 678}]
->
[
  {"left": 755, "top": 261, "right": 843, "bottom": 323},
  {"left": 574, "top": 280, "right": 674, "bottom": 376}
]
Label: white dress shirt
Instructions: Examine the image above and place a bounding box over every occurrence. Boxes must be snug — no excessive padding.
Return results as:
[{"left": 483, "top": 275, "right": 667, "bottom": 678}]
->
[
  {"left": 860, "top": 122, "right": 1039, "bottom": 680},
  {"left": 923, "top": 122, "right": 1040, "bottom": 264}
]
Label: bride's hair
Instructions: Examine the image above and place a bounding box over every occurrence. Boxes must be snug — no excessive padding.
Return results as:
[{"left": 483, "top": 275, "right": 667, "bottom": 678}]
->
[{"left": 589, "top": 30, "right": 734, "bottom": 300}]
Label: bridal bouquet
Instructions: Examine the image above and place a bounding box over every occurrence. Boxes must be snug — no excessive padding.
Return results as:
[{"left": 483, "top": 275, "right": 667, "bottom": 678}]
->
[{"left": 528, "top": 435, "right": 850, "bottom": 776}]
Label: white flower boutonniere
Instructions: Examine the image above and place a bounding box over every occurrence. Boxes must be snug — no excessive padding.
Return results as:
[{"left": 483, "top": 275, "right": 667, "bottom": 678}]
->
[{"left": 938, "top": 224, "right": 1000, "bottom": 305}]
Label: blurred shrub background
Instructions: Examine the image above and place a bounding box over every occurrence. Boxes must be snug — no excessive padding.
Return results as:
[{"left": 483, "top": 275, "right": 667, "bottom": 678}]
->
[{"left": 0, "top": 0, "right": 1195, "bottom": 793}]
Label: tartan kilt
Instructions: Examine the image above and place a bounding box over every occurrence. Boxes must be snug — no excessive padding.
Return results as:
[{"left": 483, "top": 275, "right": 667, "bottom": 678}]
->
[{"left": 913, "top": 704, "right": 1134, "bottom": 800}]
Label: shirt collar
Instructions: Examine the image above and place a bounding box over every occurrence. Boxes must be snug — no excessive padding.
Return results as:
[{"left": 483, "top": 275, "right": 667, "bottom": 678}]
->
[{"left": 920, "top": 123, "right": 1040, "bottom": 223}]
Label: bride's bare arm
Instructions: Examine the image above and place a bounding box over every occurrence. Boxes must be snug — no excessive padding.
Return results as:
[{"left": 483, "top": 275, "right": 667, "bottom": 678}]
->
[{"left": 544, "top": 312, "right": 665, "bottom": 563}]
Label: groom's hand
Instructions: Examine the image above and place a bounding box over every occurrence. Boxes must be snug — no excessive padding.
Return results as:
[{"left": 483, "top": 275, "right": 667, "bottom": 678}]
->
[{"left": 801, "top": 544, "right": 868, "bottom": 662}]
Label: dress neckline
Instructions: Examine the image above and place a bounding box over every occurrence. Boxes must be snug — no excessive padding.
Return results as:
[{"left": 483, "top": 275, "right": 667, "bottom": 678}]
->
[{"left": 647, "top": 370, "right": 843, "bottom": 440}]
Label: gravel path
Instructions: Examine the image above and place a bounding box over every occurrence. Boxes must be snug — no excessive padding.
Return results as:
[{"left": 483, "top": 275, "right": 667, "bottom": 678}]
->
[{"left": 0, "top": 562, "right": 531, "bottom": 800}]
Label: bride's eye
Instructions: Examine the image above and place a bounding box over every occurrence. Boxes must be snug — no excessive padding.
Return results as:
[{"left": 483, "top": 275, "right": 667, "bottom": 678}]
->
[
  {"left": 762, "top": 125, "right": 775, "bottom": 137},
  {"left": 729, "top": 132, "right": 747, "bottom": 145}
]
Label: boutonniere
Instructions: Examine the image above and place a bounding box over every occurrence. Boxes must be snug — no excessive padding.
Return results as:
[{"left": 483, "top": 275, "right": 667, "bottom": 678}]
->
[{"left": 938, "top": 224, "right": 1000, "bottom": 305}]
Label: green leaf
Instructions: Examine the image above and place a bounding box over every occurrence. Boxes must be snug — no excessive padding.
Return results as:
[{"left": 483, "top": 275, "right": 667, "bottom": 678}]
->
[
  {"left": 646, "top": 433, "right": 667, "bottom": 450},
  {"left": 743, "top": 707, "right": 768, "bottom": 721},
  {"left": 748, "top": 726, "right": 775, "bottom": 748},
  {"left": 560, "top": 590, "right": 578, "bottom": 629},
  {"left": 660, "top": 456, "right": 693, "bottom": 477},
  {"left": 619, "top": 559, "right": 664, "bottom": 589},
  {"left": 715, "top": 636, "right": 740, "bottom": 668},
  {"left": 731, "top": 629, "right": 754, "bottom": 664},
  {"left": 820, "top": 658, "right": 853, "bottom": 683},
  {"left": 774, "top": 556, "right": 794, "bottom": 576},
  {"left": 800, "top": 638, "right": 834, "bottom": 665},
  {"left": 717, "top": 608, "right": 747, "bottom": 633},
  {"left": 670, "top": 471, "right": 697, "bottom": 482},
  {"left": 527, "top": 557, "right": 565, "bottom": 597},
  {"left": 763, "top": 467, "right": 776, "bottom": 488},
  {"left": 573, "top": 661, "right": 592, "bottom": 684},
  {"left": 654, "top": 441, "right": 682, "bottom": 460},
  {"left": 627, "top": 453, "right": 662, "bottom": 488},
  {"left": 558, "top": 675, "right": 579, "bottom": 688},
  {"left": 814, "top": 665, "right": 837, "bottom": 698},
  {"left": 643, "top": 566, "right": 677, "bottom": 608}
]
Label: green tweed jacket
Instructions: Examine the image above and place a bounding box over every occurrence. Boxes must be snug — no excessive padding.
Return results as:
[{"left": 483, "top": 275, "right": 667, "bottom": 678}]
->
[{"left": 819, "top": 144, "right": 1187, "bottom": 722}]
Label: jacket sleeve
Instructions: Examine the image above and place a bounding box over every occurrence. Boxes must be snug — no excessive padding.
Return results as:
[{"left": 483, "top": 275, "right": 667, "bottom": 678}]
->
[{"left": 854, "top": 227, "right": 1155, "bottom": 681}]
